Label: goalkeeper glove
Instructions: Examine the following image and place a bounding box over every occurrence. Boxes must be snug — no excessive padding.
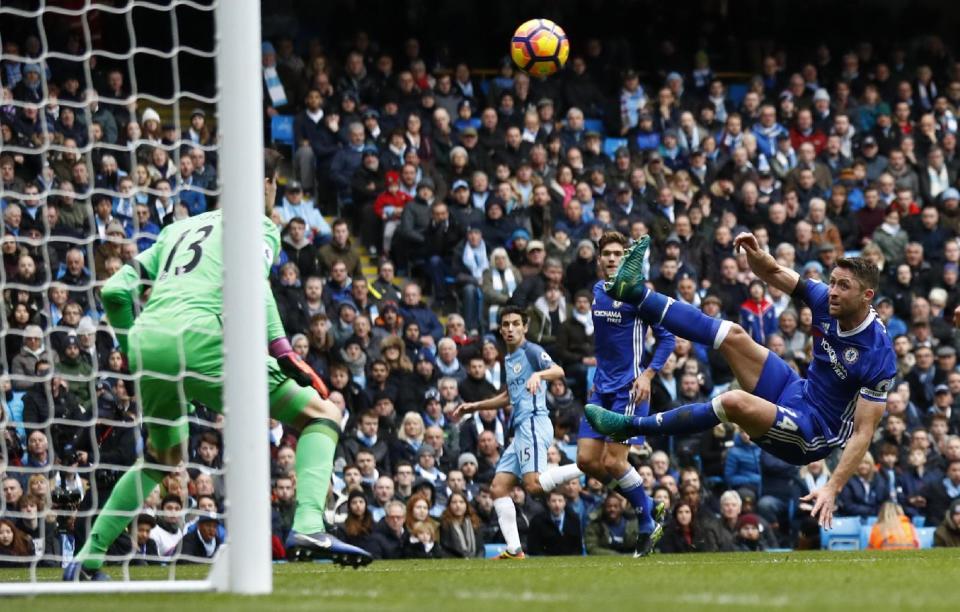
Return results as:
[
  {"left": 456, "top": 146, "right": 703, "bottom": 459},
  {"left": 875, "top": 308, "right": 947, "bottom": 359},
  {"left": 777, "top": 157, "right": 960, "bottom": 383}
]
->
[{"left": 270, "top": 338, "right": 329, "bottom": 398}]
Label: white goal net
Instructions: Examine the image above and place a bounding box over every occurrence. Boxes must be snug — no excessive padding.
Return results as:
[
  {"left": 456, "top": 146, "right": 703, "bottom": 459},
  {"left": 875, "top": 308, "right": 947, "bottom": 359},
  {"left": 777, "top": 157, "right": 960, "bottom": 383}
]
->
[{"left": 0, "top": 0, "right": 269, "bottom": 594}]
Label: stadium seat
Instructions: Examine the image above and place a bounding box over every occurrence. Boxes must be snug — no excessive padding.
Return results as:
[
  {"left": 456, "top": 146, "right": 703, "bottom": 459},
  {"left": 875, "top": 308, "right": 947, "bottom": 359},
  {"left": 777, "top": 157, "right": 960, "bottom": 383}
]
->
[
  {"left": 484, "top": 543, "right": 508, "bottom": 558},
  {"left": 583, "top": 118, "right": 604, "bottom": 133},
  {"left": 864, "top": 516, "right": 877, "bottom": 526},
  {"left": 586, "top": 366, "right": 596, "bottom": 390},
  {"left": 270, "top": 114, "right": 295, "bottom": 146},
  {"left": 859, "top": 525, "right": 872, "bottom": 549},
  {"left": 603, "top": 137, "right": 628, "bottom": 160},
  {"left": 727, "top": 83, "right": 748, "bottom": 107},
  {"left": 912, "top": 516, "right": 925, "bottom": 528},
  {"left": 821, "top": 516, "right": 862, "bottom": 550},
  {"left": 917, "top": 527, "right": 936, "bottom": 549}
]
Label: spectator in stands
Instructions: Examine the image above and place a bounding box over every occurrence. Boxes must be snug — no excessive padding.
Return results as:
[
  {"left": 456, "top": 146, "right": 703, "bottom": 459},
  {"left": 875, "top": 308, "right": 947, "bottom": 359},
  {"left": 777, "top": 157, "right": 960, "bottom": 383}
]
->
[
  {"left": 921, "top": 459, "right": 960, "bottom": 526},
  {"left": 934, "top": 498, "right": 960, "bottom": 547},
  {"left": 0, "top": 519, "right": 34, "bottom": 567},
  {"left": 439, "top": 492, "right": 484, "bottom": 558},
  {"left": 318, "top": 218, "right": 362, "bottom": 278},
  {"left": 724, "top": 429, "right": 762, "bottom": 497},
  {"left": 9, "top": 325, "right": 50, "bottom": 391},
  {"left": 733, "top": 513, "right": 766, "bottom": 552},
  {"left": 271, "top": 475, "right": 296, "bottom": 544},
  {"left": 370, "top": 500, "right": 408, "bottom": 559},
  {"left": 584, "top": 493, "right": 637, "bottom": 555},
  {"left": 179, "top": 512, "right": 223, "bottom": 561},
  {"left": 424, "top": 201, "right": 465, "bottom": 311},
  {"left": 340, "top": 410, "right": 391, "bottom": 474},
  {"left": 868, "top": 502, "right": 919, "bottom": 549},
  {"left": 398, "top": 178, "right": 436, "bottom": 268},
  {"left": 527, "top": 490, "right": 583, "bottom": 556},
  {"left": 336, "top": 489, "right": 377, "bottom": 553},
  {"left": 839, "top": 451, "right": 885, "bottom": 517},
  {"left": 399, "top": 282, "right": 443, "bottom": 348}
]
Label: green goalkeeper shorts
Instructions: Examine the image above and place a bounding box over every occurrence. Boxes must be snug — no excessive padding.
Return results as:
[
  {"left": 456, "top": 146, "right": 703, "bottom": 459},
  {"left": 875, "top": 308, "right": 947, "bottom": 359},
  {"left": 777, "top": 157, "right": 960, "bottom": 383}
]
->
[{"left": 127, "top": 314, "right": 318, "bottom": 450}]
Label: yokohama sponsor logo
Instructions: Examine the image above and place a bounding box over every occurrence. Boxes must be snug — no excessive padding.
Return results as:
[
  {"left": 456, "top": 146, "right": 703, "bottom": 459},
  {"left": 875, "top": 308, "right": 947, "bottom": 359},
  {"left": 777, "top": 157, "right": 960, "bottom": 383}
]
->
[{"left": 820, "top": 338, "right": 847, "bottom": 379}]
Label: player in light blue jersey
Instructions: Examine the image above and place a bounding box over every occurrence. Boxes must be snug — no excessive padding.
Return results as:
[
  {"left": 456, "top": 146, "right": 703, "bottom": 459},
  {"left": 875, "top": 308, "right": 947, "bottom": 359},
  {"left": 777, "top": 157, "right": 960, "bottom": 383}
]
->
[
  {"left": 586, "top": 232, "right": 897, "bottom": 529},
  {"left": 576, "top": 231, "right": 675, "bottom": 557},
  {"left": 455, "top": 306, "right": 582, "bottom": 558}
]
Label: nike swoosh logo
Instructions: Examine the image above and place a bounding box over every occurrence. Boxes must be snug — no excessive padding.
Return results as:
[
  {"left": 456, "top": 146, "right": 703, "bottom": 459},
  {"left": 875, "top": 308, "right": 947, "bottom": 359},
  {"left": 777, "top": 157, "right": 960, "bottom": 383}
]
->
[{"left": 298, "top": 534, "right": 332, "bottom": 549}]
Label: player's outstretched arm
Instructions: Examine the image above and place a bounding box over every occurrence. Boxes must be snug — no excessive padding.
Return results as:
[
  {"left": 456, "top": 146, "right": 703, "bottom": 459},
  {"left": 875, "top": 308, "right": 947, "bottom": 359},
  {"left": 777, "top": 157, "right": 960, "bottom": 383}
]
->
[
  {"left": 454, "top": 391, "right": 509, "bottom": 418},
  {"left": 734, "top": 232, "right": 801, "bottom": 295},
  {"left": 954, "top": 305, "right": 960, "bottom": 328},
  {"left": 801, "top": 396, "right": 884, "bottom": 528},
  {"left": 101, "top": 263, "right": 147, "bottom": 354}
]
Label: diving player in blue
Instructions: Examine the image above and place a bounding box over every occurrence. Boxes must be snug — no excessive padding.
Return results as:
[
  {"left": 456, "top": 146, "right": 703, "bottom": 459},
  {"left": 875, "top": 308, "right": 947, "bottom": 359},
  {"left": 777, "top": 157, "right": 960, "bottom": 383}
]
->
[
  {"left": 585, "top": 231, "right": 897, "bottom": 529},
  {"left": 454, "top": 306, "right": 583, "bottom": 559},
  {"left": 576, "top": 231, "right": 675, "bottom": 557}
]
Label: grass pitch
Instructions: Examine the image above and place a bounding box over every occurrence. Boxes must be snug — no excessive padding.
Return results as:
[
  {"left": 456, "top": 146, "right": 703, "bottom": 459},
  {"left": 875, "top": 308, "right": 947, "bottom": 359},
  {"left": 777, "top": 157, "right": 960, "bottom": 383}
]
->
[{"left": 3, "top": 549, "right": 958, "bottom": 611}]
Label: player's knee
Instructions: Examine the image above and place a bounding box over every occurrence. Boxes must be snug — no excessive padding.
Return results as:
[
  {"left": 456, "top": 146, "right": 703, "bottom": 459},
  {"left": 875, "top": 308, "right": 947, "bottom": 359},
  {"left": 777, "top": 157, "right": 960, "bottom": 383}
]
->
[
  {"left": 722, "top": 323, "right": 751, "bottom": 348},
  {"left": 720, "top": 389, "right": 770, "bottom": 423},
  {"left": 576, "top": 455, "right": 603, "bottom": 478},
  {"left": 304, "top": 397, "right": 342, "bottom": 423}
]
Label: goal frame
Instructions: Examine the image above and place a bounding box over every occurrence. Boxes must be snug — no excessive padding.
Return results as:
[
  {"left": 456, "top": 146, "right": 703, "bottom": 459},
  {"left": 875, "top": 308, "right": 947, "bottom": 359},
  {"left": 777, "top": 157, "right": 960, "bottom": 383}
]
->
[{"left": 0, "top": 0, "right": 271, "bottom": 596}]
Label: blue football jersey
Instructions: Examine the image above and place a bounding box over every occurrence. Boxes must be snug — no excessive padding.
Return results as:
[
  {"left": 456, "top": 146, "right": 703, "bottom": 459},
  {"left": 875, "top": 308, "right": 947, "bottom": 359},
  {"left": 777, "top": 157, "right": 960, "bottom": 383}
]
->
[
  {"left": 800, "top": 279, "right": 897, "bottom": 444},
  {"left": 505, "top": 340, "right": 554, "bottom": 424},
  {"left": 592, "top": 281, "right": 675, "bottom": 394}
]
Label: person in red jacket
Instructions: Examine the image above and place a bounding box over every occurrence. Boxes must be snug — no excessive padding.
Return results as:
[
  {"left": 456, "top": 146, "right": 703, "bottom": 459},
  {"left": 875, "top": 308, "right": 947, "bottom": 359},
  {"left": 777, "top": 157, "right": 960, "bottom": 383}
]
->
[
  {"left": 374, "top": 170, "right": 413, "bottom": 257},
  {"left": 740, "top": 280, "right": 778, "bottom": 345}
]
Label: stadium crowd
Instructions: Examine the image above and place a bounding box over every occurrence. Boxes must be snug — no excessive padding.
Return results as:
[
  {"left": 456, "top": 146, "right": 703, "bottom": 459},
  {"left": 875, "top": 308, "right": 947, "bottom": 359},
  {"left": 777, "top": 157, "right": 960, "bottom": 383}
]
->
[{"left": 3, "top": 25, "right": 960, "bottom": 566}]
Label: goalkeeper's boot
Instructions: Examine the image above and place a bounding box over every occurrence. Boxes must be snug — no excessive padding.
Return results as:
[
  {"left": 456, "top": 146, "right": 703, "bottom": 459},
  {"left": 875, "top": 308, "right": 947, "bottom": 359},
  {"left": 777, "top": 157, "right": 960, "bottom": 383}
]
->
[
  {"left": 584, "top": 403, "right": 638, "bottom": 441},
  {"left": 634, "top": 500, "right": 667, "bottom": 558},
  {"left": 285, "top": 530, "right": 373, "bottom": 568},
  {"left": 495, "top": 548, "right": 526, "bottom": 560},
  {"left": 63, "top": 562, "right": 110, "bottom": 582},
  {"left": 603, "top": 233, "right": 651, "bottom": 302}
]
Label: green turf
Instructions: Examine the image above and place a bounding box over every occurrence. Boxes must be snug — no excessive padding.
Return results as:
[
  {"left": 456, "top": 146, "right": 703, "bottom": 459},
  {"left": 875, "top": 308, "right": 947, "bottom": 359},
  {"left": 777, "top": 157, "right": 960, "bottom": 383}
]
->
[{"left": 3, "top": 549, "right": 958, "bottom": 611}]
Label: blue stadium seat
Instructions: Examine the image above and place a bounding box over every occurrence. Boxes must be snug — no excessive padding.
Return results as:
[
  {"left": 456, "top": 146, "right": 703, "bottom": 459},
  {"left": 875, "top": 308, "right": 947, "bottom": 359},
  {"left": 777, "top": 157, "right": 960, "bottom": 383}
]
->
[
  {"left": 821, "top": 516, "right": 862, "bottom": 550},
  {"left": 603, "top": 137, "right": 628, "bottom": 160},
  {"left": 586, "top": 366, "right": 596, "bottom": 390},
  {"left": 859, "top": 525, "right": 872, "bottom": 549},
  {"left": 271, "top": 114, "right": 295, "bottom": 146},
  {"left": 917, "top": 527, "right": 936, "bottom": 549},
  {"left": 484, "top": 543, "right": 508, "bottom": 558},
  {"left": 912, "top": 516, "right": 925, "bottom": 528},
  {"left": 864, "top": 516, "right": 877, "bottom": 526},
  {"left": 557, "top": 442, "right": 578, "bottom": 463},
  {"left": 727, "top": 83, "right": 748, "bottom": 107},
  {"left": 584, "top": 118, "right": 604, "bottom": 134}
]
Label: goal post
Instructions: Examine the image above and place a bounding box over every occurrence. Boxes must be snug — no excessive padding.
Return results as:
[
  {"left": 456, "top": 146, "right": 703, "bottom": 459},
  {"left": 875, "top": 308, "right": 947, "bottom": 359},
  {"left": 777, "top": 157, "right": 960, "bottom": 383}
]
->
[
  {"left": 218, "top": 0, "right": 272, "bottom": 596},
  {"left": 0, "top": 0, "right": 271, "bottom": 596}
]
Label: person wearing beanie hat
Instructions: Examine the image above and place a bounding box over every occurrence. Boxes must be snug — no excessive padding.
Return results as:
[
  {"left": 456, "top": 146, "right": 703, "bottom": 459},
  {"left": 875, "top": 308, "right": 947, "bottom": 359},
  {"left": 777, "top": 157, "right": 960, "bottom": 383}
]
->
[
  {"left": 733, "top": 513, "right": 765, "bottom": 551},
  {"left": 564, "top": 238, "right": 599, "bottom": 297},
  {"left": 141, "top": 107, "right": 161, "bottom": 128}
]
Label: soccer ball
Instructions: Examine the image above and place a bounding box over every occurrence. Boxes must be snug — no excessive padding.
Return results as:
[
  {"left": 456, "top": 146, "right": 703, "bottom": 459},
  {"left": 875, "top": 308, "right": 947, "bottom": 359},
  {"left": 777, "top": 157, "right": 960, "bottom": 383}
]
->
[{"left": 510, "top": 19, "right": 570, "bottom": 78}]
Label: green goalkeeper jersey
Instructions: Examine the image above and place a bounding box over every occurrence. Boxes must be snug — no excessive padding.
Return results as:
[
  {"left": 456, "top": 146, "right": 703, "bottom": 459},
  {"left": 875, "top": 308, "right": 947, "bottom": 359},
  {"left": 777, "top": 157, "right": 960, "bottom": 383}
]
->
[{"left": 102, "top": 210, "right": 286, "bottom": 349}]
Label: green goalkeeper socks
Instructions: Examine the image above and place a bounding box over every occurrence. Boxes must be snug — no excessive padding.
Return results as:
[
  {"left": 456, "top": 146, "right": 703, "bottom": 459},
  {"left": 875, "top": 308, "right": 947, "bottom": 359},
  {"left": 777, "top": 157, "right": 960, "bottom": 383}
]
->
[
  {"left": 291, "top": 419, "right": 339, "bottom": 534},
  {"left": 79, "top": 464, "right": 164, "bottom": 570}
]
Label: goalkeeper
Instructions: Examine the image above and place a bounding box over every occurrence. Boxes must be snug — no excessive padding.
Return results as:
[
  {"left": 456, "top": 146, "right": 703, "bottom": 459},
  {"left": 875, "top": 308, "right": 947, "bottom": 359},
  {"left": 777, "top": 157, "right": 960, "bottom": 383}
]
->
[{"left": 65, "top": 149, "right": 371, "bottom": 581}]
